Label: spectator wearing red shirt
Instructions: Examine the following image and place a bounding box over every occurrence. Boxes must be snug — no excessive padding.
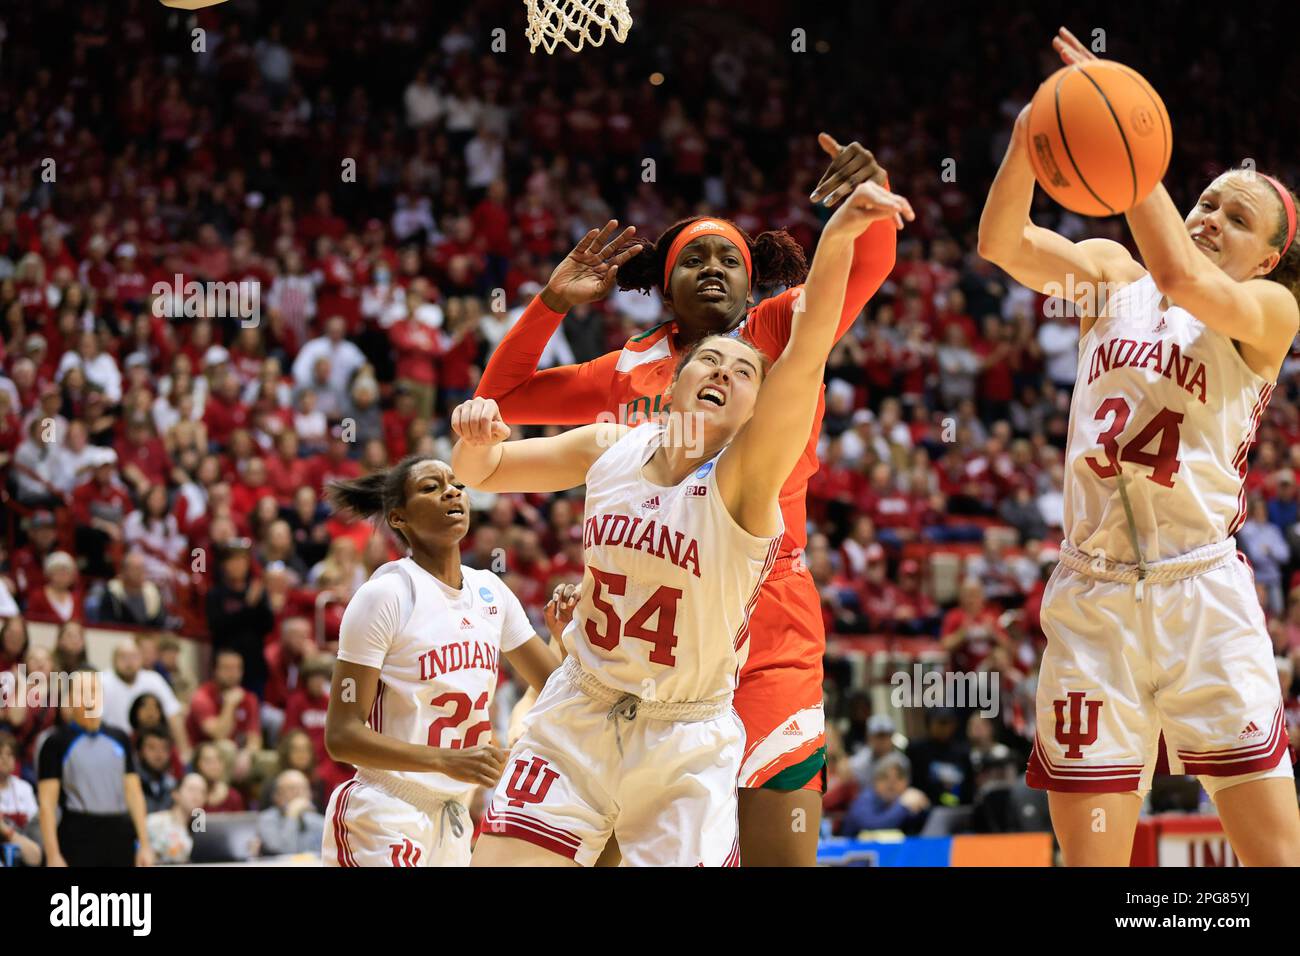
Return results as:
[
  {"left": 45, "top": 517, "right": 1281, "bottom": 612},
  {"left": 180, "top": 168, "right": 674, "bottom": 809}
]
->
[
  {"left": 230, "top": 456, "right": 277, "bottom": 518},
  {"left": 471, "top": 179, "right": 512, "bottom": 289},
  {"left": 857, "top": 463, "right": 923, "bottom": 547},
  {"left": 894, "top": 559, "right": 941, "bottom": 636},
  {"left": 941, "top": 578, "right": 1012, "bottom": 673},
  {"left": 23, "top": 551, "right": 84, "bottom": 624},
  {"left": 203, "top": 367, "right": 251, "bottom": 448},
  {"left": 194, "top": 740, "right": 246, "bottom": 814},
  {"left": 381, "top": 386, "right": 419, "bottom": 461},
  {"left": 114, "top": 414, "right": 172, "bottom": 499},
  {"left": 264, "top": 430, "right": 313, "bottom": 505},
  {"left": 10, "top": 510, "right": 59, "bottom": 596},
  {"left": 309, "top": 432, "right": 362, "bottom": 496},
  {"left": 186, "top": 648, "right": 263, "bottom": 752},
  {"left": 388, "top": 307, "right": 443, "bottom": 419},
  {"left": 72, "top": 449, "right": 132, "bottom": 579},
  {"left": 283, "top": 656, "right": 353, "bottom": 797},
  {"left": 263, "top": 616, "right": 317, "bottom": 712}
]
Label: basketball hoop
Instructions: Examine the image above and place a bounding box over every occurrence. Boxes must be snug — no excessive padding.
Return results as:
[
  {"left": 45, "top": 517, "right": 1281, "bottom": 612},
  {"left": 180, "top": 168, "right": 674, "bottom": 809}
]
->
[{"left": 523, "top": 0, "right": 633, "bottom": 54}]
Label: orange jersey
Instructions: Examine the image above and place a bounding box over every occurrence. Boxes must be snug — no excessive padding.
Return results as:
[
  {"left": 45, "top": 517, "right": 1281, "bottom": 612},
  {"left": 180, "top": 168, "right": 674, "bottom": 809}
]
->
[{"left": 477, "top": 221, "right": 897, "bottom": 559}]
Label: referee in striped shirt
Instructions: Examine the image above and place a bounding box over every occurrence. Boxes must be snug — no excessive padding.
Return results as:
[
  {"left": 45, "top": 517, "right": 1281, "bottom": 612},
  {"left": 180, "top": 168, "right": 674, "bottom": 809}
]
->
[{"left": 37, "top": 669, "right": 155, "bottom": 867}]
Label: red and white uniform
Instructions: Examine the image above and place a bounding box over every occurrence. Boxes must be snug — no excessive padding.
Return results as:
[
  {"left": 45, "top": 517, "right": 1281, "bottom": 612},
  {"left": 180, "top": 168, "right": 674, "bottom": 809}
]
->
[
  {"left": 485, "top": 424, "right": 781, "bottom": 865},
  {"left": 1030, "top": 274, "right": 1294, "bottom": 796},
  {"left": 323, "top": 559, "right": 535, "bottom": 867}
]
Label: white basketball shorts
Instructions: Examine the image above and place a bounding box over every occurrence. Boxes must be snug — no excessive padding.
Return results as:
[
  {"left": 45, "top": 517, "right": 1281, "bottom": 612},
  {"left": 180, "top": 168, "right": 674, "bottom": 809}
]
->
[
  {"left": 323, "top": 770, "right": 472, "bottom": 867},
  {"left": 481, "top": 658, "right": 744, "bottom": 866},
  {"left": 1028, "top": 539, "right": 1294, "bottom": 799}
]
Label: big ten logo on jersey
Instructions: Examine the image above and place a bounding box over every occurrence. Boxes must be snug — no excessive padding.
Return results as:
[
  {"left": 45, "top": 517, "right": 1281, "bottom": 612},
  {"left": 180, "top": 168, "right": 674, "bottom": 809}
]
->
[
  {"left": 478, "top": 584, "right": 499, "bottom": 618},
  {"left": 686, "top": 484, "right": 707, "bottom": 497}
]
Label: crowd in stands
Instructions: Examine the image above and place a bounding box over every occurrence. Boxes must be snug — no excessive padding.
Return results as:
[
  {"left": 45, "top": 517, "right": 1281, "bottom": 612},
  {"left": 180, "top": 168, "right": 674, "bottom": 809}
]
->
[{"left": 1, "top": 0, "right": 1300, "bottom": 863}]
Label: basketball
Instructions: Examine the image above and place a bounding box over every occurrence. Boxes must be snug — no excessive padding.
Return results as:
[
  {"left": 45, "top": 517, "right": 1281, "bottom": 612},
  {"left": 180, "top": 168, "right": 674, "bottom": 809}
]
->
[{"left": 1027, "top": 60, "right": 1171, "bottom": 216}]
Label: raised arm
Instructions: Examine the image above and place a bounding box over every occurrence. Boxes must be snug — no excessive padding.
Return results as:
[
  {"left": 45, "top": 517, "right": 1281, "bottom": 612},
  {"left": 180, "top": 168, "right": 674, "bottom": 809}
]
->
[
  {"left": 719, "top": 182, "right": 914, "bottom": 535},
  {"left": 450, "top": 396, "right": 624, "bottom": 493},
  {"left": 976, "top": 104, "right": 1140, "bottom": 329},
  {"left": 1126, "top": 183, "right": 1298, "bottom": 365},
  {"left": 475, "top": 221, "right": 639, "bottom": 424}
]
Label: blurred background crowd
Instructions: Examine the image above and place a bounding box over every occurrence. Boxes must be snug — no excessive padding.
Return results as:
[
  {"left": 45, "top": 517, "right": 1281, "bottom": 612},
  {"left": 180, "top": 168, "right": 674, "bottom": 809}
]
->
[{"left": 1, "top": 0, "right": 1299, "bottom": 863}]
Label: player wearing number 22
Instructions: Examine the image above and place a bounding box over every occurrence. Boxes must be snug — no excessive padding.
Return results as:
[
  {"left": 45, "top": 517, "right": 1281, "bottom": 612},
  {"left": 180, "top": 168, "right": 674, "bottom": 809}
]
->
[
  {"left": 318, "top": 457, "right": 562, "bottom": 866},
  {"left": 979, "top": 28, "right": 1300, "bottom": 866},
  {"left": 453, "top": 181, "right": 914, "bottom": 866}
]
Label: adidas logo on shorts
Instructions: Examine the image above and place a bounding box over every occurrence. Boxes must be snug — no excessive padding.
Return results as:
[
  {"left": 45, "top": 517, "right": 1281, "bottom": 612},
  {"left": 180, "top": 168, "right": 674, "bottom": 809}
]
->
[
  {"left": 1238, "top": 721, "right": 1264, "bottom": 741},
  {"left": 783, "top": 719, "right": 802, "bottom": 737}
]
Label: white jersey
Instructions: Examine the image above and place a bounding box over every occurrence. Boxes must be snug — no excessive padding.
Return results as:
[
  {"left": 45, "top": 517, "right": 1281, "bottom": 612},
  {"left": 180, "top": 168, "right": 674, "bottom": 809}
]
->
[
  {"left": 337, "top": 558, "right": 536, "bottom": 805},
  {"left": 1065, "top": 273, "right": 1274, "bottom": 563},
  {"left": 568, "top": 423, "right": 782, "bottom": 703}
]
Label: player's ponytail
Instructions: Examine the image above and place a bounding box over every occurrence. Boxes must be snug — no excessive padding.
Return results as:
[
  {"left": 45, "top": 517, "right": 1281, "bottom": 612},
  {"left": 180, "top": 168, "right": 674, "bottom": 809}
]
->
[
  {"left": 326, "top": 455, "right": 434, "bottom": 544},
  {"left": 613, "top": 217, "right": 810, "bottom": 296}
]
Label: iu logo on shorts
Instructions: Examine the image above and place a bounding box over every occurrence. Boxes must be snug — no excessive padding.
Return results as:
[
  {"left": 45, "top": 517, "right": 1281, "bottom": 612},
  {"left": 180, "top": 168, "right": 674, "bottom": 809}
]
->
[
  {"left": 389, "top": 838, "right": 422, "bottom": 867},
  {"left": 504, "top": 756, "right": 559, "bottom": 808},
  {"left": 1053, "top": 691, "right": 1103, "bottom": 759}
]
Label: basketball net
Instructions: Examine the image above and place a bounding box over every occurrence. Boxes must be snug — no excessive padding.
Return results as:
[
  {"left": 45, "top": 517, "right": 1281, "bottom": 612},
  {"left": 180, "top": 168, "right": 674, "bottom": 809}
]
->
[{"left": 523, "top": 0, "right": 632, "bottom": 54}]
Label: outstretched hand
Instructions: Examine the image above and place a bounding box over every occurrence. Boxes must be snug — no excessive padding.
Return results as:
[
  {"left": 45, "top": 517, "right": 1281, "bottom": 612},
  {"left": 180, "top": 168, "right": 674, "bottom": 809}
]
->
[
  {"left": 824, "top": 181, "right": 915, "bottom": 237},
  {"left": 542, "top": 220, "right": 641, "bottom": 312},
  {"left": 809, "top": 135, "right": 888, "bottom": 208}
]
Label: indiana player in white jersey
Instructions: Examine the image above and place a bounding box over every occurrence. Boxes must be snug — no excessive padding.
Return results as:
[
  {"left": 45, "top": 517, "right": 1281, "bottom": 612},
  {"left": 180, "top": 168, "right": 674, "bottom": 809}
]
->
[
  {"left": 320, "top": 457, "right": 563, "bottom": 866},
  {"left": 978, "top": 28, "right": 1300, "bottom": 866},
  {"left": 451, "top": 181, "right": 913, "bottom": 866}
]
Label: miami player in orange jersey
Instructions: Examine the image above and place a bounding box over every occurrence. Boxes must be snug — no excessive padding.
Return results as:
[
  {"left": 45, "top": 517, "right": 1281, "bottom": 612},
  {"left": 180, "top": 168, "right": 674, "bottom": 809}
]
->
[{"left": 475, "top": 135, "right": 899, "bottom": 865}]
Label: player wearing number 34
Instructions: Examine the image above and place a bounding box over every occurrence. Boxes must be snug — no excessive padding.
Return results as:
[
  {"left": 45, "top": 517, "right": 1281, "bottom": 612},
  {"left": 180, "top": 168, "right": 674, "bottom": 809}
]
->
[
  {"left": 978, "top": 27, "right": 1300, "bottom": 866},
  {"left": 451, "top": 181, "right": 913, "bottom": 867}
]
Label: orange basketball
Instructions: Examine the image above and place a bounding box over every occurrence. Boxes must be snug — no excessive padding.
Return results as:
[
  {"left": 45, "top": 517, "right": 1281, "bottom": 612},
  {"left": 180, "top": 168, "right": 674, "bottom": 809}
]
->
[{"left": 1027, "top": 60, "right": 1171, "bottom": 217}]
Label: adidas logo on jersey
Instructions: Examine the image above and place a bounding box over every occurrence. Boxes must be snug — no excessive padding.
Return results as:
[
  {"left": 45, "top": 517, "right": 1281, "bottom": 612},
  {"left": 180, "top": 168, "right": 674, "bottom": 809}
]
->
[
  {"left": 1238, "top": 720, "right": 1264, "bottom": 740},
  {"left": 640, "top": 495, "right": 660, "bottom": 512},
  {"left": 459, "top": 617, "right": 474, "bottom": 630},
  {"left": 783, "top": 719, "right": 802, "bottom": 737},
  {"left": 1154, "top": 316, "right": 1167, "bottom": 333}
]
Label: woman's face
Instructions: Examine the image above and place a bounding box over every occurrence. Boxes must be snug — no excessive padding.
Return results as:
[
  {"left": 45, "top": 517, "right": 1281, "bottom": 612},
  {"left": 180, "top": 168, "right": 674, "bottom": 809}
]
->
[
  {"left": 1187, "top": 172, "right": 1288, "bottom": 283},
  {"left": 134, "top": 695, "right": 163, "bottom": 728},
  {"left": 196, "top": 748, "right": 224, "bottom": 783},
  {"left": 665, "top": 336, "right": 764, "bottom": 445},
  {"left": 58, "top": 624, "right": 84, "bottom": 656},
  {"left": 288, "top": 734, "right": 314, "bottom": 770},
  {"left": 664, "top": 234, "right": 751, "bottom": 333}
]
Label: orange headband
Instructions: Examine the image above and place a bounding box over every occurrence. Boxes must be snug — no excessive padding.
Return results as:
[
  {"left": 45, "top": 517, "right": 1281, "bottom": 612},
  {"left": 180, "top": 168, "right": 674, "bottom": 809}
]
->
[{"left": 663, "top": 218, "right": 752, "bottom": 291}]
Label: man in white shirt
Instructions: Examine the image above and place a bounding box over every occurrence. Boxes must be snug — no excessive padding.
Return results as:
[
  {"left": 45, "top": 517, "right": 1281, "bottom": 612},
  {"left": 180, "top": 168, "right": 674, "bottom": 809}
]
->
[
  {"left": 47, "top": 420, "right": 99, "bottom": 496},
  {"left": 100, "top": 640, "right": 191, "bottom": 761},
  {"left": 1037, "top": 311, "right": 1080, "bottom": 391},
  {"left": 56, "top": 330, "right": 122, "bottom": 404},
  {"left": 290, "top": 314, "right": 367, "bottom": 396}
]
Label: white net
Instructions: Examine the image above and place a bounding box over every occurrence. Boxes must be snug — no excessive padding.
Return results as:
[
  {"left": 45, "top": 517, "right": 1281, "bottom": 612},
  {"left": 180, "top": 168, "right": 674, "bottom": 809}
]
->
[{"left": 523, "top": 0, "right": 633, "bottom": 54}]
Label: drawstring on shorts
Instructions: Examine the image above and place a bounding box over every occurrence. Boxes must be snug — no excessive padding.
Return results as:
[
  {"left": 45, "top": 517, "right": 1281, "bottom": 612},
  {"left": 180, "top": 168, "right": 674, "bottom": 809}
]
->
[
  {"left": 438, "top": 799, "right": 466, "bottom": 847},
  {"left": 607, "top": 694, "right": 639, "bottom": 757}
]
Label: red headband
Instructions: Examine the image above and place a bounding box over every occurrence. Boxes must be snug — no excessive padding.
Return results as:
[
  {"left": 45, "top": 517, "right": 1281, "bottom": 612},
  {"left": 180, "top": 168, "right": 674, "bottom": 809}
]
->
[
  {"left": 1260, "top": 174, "right": 1297, "bottom": 258},
  {"left": 663, "top": 218, "right": 752, "bottom": 291}
]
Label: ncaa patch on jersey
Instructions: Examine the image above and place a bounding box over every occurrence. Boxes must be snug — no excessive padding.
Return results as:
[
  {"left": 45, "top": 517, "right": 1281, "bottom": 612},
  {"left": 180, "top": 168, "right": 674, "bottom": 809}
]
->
[
  {"left": 694, "top": 461, "right": 714, "bottom": 479},
  {"left": 478, "top": 586, "right": 494, "bottom": 602}
]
